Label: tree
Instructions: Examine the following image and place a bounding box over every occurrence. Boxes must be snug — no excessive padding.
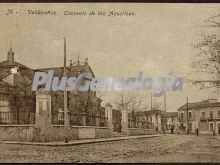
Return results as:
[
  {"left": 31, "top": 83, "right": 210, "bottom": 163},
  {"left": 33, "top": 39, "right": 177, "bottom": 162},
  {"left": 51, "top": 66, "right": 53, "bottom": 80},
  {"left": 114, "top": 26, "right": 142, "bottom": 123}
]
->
[
  {"left": 114, "top": 93, "right": 146, "bottom": 112},
  {"left": 151, "top": 99, "right": 162, "bottom": 111},
  {"left": 114, "top": 93, "right": 147, "bottom": 127},
  {"left": 10, "top": 77, "right": 35, "bottom": 124},
  {"left": 205, "top": 14, "right": 220, "bottom": 28},
  {"left": 191, "top": 14, "right": 220, "bottom": 90},
  {"left": 75, "top": 89, "right": 98, "bottom": 126}
]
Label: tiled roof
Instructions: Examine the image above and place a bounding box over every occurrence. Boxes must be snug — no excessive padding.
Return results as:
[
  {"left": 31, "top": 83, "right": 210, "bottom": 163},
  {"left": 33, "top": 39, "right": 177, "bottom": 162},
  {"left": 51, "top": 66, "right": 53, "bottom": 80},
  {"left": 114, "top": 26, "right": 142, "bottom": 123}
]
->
[
  {"left": 166, "top": 112, "right": 178, "bottom": 118},
  {"left": 178, "top": 99, "right": 220, "bottom": 110},
  {"left": 34, "top": 64, "right": 95, "bottom": 78},
  {"left": 105, "top": 103, "right": 113, "bottom": 107},
  {"left": 0, "top": 60, "right": 32, "bottom": 70},
  {"left": 0, "top": 80, "right": 14, "bottom": 87}
]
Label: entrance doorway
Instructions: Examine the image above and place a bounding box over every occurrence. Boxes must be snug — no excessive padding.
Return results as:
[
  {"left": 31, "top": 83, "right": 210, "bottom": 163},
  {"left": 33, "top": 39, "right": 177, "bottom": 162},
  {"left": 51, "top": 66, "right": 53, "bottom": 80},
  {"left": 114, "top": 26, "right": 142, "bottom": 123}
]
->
[{"left": 189, "top": 123, "right": 192, "bottom": 133}]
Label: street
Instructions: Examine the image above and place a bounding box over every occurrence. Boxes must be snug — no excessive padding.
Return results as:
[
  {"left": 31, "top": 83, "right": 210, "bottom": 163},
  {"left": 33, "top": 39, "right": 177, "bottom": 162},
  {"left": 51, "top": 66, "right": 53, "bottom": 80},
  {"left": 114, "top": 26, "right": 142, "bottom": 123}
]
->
[{"left": 0, "top": 134, "right": 220, "bottom": 163}]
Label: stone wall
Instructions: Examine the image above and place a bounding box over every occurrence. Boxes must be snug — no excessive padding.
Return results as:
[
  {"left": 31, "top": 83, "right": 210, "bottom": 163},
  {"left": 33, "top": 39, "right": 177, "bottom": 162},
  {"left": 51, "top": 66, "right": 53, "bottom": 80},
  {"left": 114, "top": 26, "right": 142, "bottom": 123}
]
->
[
  {"left": 33, "top": 125, "right": 79, "bottom": 142},
  {"left": 33, "top": 126, "right": 97, "bottom": 142},
  {"left": 127, "top": 128, "right": 156, "bottom": 136},
  {"left": 0, "top": 125, "right": 112, "bottom": 142},
  {"left": 77, "top": 126, "right": 96, "bottom": 139},
  {"left": 0, "top": 125, "right": 35, "bottom": 142},
  {"left": 95, "top": 127, "right": 111, "bottom": 138}
]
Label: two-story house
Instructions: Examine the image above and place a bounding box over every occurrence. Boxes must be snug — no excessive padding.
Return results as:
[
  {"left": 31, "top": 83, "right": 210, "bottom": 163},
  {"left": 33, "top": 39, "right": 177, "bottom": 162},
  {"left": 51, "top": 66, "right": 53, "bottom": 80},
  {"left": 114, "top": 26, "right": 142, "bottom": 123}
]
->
[{"left": 177, "top": 99, "right": 220, "bottom": 134}]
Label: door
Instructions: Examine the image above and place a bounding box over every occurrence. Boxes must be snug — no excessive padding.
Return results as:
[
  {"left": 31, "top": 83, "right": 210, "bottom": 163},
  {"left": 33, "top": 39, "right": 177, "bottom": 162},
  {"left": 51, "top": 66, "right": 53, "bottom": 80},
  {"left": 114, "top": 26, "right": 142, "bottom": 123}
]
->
[{"left": 189, "top": 123, "right": 192, "bottom": 133}]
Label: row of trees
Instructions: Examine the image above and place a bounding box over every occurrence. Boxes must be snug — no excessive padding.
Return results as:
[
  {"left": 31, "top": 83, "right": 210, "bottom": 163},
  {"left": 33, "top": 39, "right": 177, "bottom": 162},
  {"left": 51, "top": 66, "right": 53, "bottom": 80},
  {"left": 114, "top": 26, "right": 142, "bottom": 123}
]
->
[{"left": 113, "top": 92, "right": 161, "bottom": 113}]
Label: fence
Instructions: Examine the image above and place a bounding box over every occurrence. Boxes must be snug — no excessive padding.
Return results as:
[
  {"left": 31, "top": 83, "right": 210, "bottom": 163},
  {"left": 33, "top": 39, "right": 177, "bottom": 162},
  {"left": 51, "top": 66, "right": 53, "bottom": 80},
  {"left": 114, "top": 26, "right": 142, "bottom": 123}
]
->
[
  {"left": 128, "top": 119, "right": 155, "bottom": 129},
  {"left": 0, "top": 111, "right": 35, "bottom": 125},
  {"left": 1, "top": 111, "right": 109, "bottom": 127},
  {"left": 51, "top": 112, "right": 108, "bottom": 127}
]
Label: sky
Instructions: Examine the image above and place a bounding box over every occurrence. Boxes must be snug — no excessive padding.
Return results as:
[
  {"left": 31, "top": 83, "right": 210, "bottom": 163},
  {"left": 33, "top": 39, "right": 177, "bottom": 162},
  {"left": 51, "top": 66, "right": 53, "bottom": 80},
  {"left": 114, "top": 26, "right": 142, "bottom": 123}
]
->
[{"left": 0, "top": 3, "right": 220, "bottom": 111}]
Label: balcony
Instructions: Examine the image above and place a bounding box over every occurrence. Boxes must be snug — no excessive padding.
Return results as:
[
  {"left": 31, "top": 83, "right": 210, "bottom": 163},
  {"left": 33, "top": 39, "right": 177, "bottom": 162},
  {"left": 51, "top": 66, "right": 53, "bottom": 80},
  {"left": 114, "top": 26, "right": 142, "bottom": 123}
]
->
[
  {"left": 200, "top": 117, "right": 207, "bottom": 122},
  {"left": 207, "top": 117, "right": 214, "bottom": 121},
  {"left": 207, "top": 117, "right": 220, "bottom": 121}
]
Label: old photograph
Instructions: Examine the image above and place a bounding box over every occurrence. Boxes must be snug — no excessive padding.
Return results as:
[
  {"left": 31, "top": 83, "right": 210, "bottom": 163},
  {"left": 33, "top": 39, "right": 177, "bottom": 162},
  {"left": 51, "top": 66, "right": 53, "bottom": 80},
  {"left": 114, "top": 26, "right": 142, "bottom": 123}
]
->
[{"left": 0, "top": 3, "right": 220, "bottom": 163}]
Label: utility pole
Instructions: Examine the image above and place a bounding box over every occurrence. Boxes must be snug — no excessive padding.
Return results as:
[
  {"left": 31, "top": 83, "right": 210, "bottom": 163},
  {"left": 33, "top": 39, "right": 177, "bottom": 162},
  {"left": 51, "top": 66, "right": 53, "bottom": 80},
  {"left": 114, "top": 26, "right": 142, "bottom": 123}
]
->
[
  {"left": 186, "top": 97, "right": 189, "bottom": 134},
  {"left": 63, "top": 37, "right": 68, "bottom": 143},
  {"left": 164, "top": 91, "right": 166, "bottom": 134},
  {"left": 150, "top": 92, "right": 152, "bottom": 111},
  {"left": 150, "top": 92, "right": 153, "bottom": 127},
  {"left": 213, "top": 116, "right": 216, "bottom": 136}
]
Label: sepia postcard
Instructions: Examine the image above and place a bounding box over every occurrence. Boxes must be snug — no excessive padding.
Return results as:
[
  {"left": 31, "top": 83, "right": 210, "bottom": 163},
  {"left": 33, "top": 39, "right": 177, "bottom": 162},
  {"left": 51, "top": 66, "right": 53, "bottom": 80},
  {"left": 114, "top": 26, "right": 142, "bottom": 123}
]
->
[{"left": 0, "top": 3, "right": 220, "bottom": 163}]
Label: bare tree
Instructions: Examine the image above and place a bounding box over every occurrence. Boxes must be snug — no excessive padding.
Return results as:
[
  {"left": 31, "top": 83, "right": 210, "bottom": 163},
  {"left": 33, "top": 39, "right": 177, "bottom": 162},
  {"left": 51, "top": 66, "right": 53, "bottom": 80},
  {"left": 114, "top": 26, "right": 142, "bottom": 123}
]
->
[
  {"left": 151, "top": 100, "right": 162, "bottom": 111},
  {"left": 205, "top": 14, "right": 220, "bottom": 28},
  {"left": 76, "top": 89, "right": 97, "bottom": 126},
  {"left": 114, "top": 93, "right": 146, "bottom": 112},
  {"left": 114, "top": 93, "right": 147, "bottom": 128},
  {"left": 191, "top": 14, "right": 220, "bottom": 90}
]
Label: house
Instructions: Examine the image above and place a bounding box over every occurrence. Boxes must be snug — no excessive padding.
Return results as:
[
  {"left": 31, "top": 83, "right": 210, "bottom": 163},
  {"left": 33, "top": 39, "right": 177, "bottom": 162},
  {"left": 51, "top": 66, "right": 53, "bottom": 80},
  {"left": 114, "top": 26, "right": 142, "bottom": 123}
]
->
[
  {"left": 128, "top": 109, "right": 164, "bottom": 131},
  {"left": 177, "top": 99, "right": 220, "bottom": 134},
  {"left": 0, "top": 46, "right": 36, "bottom": 124}
]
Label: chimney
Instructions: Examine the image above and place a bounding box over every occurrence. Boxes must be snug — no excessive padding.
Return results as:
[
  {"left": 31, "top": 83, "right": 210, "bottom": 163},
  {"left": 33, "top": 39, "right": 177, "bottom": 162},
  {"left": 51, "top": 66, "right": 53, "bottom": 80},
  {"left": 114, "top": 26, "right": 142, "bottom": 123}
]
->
[{"left": 7, "top": 43, "right": 15, "bottom": 64}]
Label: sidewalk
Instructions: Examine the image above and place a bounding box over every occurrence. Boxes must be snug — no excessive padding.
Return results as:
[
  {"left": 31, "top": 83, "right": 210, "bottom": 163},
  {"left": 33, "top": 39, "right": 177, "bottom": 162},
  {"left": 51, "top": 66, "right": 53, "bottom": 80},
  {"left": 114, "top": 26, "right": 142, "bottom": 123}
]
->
[{"left": 0, "top": 134, "right": 163, "bottom": 146}]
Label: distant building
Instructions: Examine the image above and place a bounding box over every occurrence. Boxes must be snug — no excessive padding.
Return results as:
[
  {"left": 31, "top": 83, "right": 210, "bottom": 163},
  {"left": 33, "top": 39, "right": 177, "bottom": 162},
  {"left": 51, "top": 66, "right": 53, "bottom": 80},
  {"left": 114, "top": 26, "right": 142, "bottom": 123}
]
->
[
  {"left": 128, "top": 110, "right": 163, "bottom": 130},
  {"left": 166, "top": 112, "right": 179, "bottom": 133},
  {"left": 111, "top": 109, "right": 165, "bottom": 133},
  {"left": 177, "top": 99, "right": 220, "bottom": 134}
]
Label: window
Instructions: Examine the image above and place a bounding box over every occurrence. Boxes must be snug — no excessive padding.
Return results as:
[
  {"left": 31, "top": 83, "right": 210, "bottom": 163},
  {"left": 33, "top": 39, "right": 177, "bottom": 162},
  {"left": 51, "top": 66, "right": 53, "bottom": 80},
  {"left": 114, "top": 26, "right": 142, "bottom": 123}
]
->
[
  {"left": 202, "top": 112, "right": 205, "bottom": 118},
  {"left": 0, "top": 112, "right": 10, "bottom": 124},
  {"left": 180, "top": 113, "right": 184, "bottom": 119},
  {"left": 210, "top": 111, "right": 213, "bottom": 119},
  {"left": 189, "top": 112, "right": 192, "bottom": 118},
  {"left": 58, "top": 108, "right": 64, "bottom": 123},
  {"left": 210, "top": 123, "right": 214, "bottom": 131}
]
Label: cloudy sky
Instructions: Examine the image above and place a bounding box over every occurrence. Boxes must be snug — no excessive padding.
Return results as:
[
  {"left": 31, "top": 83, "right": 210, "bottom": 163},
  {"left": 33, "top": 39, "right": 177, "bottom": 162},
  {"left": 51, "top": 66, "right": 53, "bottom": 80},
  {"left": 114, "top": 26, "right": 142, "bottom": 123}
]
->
[{"left": 0, "top": 3, "right": 220, "bottom": 111}]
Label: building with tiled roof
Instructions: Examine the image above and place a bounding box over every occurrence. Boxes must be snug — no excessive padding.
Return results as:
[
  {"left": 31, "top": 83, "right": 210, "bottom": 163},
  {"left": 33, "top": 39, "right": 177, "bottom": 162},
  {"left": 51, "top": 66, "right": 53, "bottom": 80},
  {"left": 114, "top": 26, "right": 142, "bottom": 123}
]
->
[
  {"left": 0, "top": 46, "right": 104, "bottom": 126},
  {"left": 0, "top": 46, "right": 35, "bottom": 124},
  {"left": 177, "top": 99, "right": 220, "bottom": 134}
]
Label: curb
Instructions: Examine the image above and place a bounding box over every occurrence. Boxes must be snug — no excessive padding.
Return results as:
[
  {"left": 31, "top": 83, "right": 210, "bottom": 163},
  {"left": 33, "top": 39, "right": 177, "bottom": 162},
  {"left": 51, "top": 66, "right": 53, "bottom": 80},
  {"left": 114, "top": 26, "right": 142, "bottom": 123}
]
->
[{"left": 0, "top": 134, "right": 163, "bottom": 146}]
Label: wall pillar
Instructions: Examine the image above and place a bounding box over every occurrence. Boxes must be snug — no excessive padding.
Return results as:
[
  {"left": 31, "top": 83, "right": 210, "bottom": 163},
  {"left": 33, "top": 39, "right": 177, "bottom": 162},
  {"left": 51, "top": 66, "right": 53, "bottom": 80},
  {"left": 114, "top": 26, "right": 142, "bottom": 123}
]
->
[
  {"left": 121, "top": 108, "right": 128, "bottom": 135},
  {"left": 152, "top": 114, "right": 156, "bottom": 129},
  {"left": 35, "top": 88, "right": 51, "bottom": 142},
  {"left": 157, "top": 115, "right": 161, "bottom": 132},
  {"left": 105, "top": 103, "right": 113, "bottom": 136},
  {"left": 82, "top": 112, "right": 87, "bottom": 126},
  {"left": 95, "top": 115, "right": 100, "bottom": 127}
]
